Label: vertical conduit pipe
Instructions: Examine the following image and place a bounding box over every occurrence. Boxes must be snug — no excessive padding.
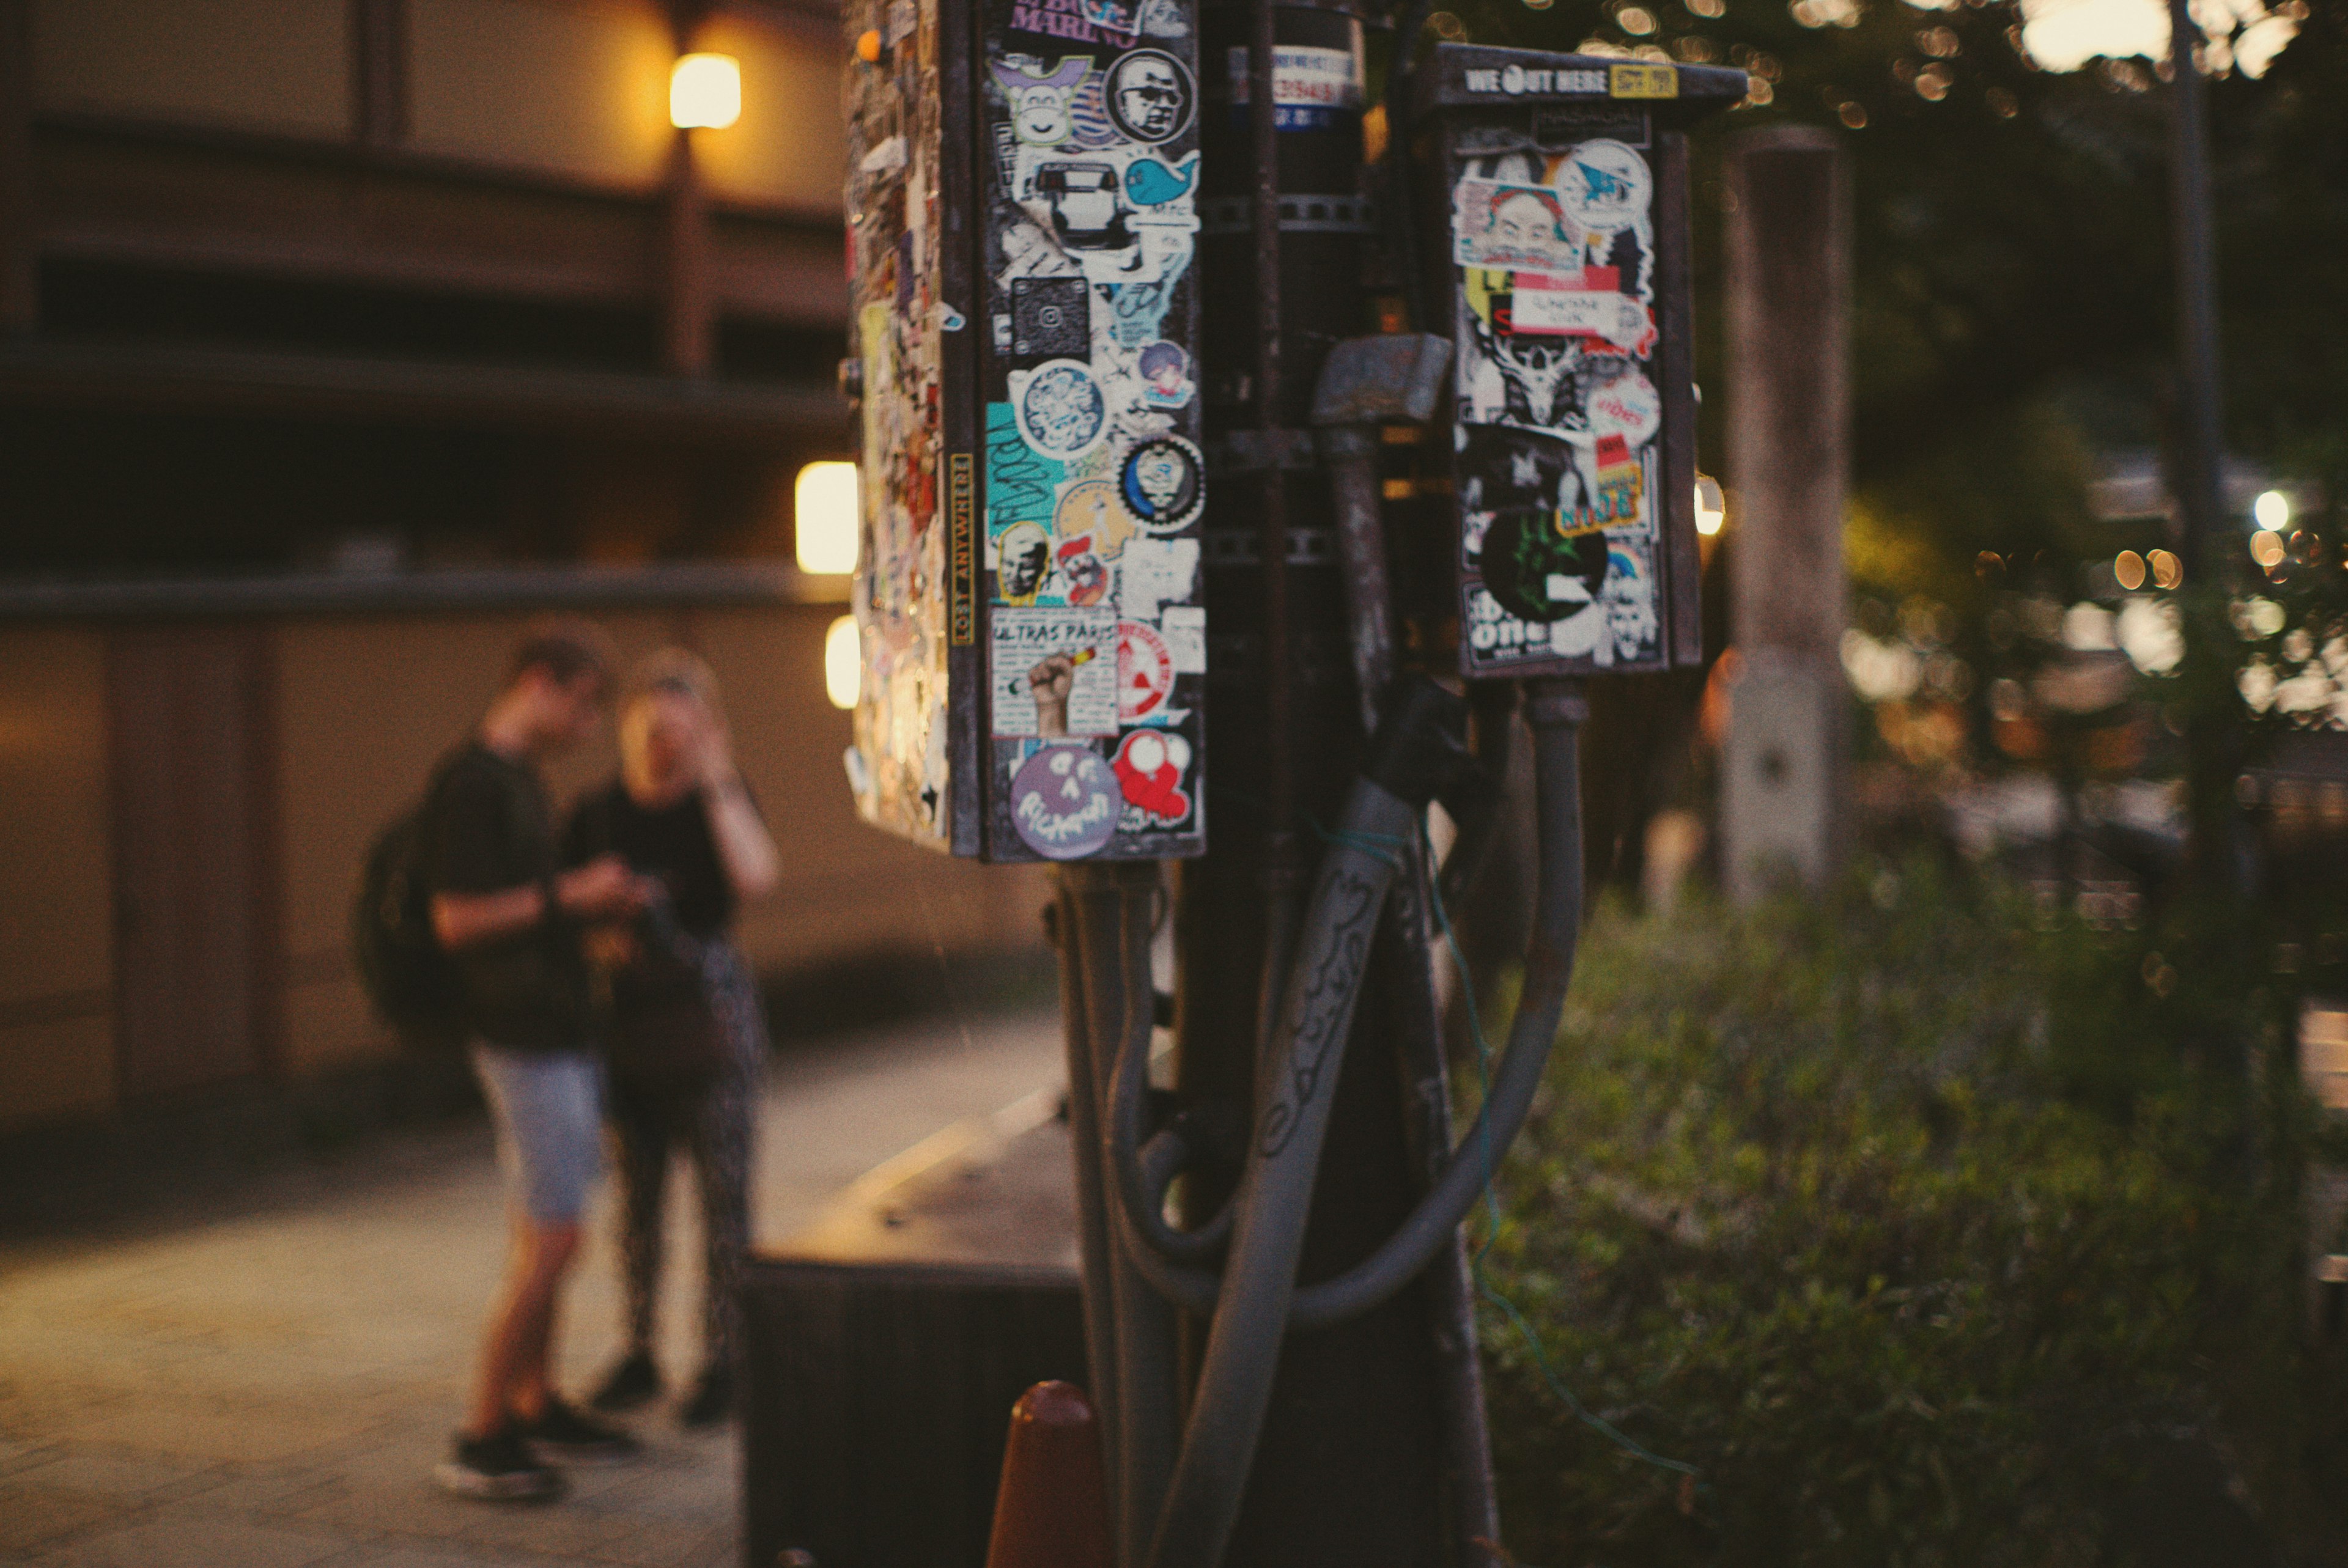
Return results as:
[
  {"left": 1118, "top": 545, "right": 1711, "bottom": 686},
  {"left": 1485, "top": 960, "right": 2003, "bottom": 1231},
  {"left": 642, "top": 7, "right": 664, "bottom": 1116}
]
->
[{"left": 1053, "top": 875, "right": 1124, "bottom": 1523}]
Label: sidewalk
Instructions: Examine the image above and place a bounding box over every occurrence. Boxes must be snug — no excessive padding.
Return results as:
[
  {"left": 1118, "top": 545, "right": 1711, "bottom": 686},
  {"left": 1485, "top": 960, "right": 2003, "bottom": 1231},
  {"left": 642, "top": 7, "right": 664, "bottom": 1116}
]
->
[{"left": 0, "top": 1010, "right": 1066, "bottom": 1568}]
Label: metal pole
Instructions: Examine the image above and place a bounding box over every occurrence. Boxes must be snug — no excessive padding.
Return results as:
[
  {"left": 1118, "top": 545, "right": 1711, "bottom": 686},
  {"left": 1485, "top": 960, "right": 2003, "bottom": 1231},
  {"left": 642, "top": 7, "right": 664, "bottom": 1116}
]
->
[
  {"left": 2166, "top": 0, "right": 2237, "bottom": 891},
  {"left": 2168, "top": 0, "right": 2225, "bottom": 586}
]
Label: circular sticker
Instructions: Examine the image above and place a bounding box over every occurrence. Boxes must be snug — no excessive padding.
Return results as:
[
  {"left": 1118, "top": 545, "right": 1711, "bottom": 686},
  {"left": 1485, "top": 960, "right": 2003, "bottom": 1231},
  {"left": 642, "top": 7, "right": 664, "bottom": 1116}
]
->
[
  {"left": 1106, "top": 49, "right": 1196, "bottom": 145},
  {"left": 1117, "top": 620, "right": 1174, "bottom": 723},
  {"left": 1588, "top": 370, "right": 1661, "bottom": 446},
  {"left": 1554, "top": 140, "right": 1652, "bottom": 234},
  {"left": 1118, "top": 434, "right": 1205, "bottom": 534},
  {"left": 1479, "top": 513, "right": 1608, "bottom": 627},
  {"left": 1011, "top": 744, "right": 1121, "bottom": 859},
  {"left": 1014, "top": 359, "right": 1110, "bottom": 460}
]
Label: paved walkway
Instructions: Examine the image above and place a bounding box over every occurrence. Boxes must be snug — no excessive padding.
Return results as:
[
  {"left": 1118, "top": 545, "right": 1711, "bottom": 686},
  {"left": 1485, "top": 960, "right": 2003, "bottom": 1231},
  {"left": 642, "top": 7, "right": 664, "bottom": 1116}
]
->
[{"left": 0, "top": 1011, "right": 1066, "bottom": 1568}]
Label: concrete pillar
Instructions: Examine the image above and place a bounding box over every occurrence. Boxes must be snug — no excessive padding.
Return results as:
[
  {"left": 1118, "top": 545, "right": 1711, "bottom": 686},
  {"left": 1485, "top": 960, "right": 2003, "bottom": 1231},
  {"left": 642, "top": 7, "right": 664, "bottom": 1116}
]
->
[{"left": 1721, "top": 126, "right": 1848, "bottom": 901}]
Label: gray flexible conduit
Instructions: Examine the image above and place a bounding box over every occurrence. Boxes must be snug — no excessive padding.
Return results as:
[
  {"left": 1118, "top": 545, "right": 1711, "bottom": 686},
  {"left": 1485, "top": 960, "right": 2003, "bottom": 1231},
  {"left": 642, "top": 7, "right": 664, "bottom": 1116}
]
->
[
  {"left": 1143, "top": 773, "right": 1424, "bottom": 1568},
  {"left": 1113, "top": 681, "right": 1586, "bottom": 1340}
]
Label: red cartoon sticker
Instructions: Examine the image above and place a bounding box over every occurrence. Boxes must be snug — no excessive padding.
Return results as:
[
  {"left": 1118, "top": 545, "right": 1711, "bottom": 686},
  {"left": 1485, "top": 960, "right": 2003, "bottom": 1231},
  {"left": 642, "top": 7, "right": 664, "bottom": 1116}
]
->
[{"left": 1113, "top": 729, "right": 1192, "bottom": 825}]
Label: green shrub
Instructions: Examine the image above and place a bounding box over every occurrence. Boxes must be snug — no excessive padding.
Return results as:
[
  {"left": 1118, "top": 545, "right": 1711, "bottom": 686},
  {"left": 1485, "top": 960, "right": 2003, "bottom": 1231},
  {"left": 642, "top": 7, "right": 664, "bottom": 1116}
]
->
[{"left": 1471, "top": 859, "right": 2314, "bottom": 1567}]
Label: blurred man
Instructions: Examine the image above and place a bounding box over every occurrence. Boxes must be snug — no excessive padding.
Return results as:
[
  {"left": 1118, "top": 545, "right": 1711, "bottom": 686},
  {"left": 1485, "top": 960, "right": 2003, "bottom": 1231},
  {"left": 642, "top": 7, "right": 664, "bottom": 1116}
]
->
[{"left": 424, "top": 619, "right": 650, "bottom": 1500}]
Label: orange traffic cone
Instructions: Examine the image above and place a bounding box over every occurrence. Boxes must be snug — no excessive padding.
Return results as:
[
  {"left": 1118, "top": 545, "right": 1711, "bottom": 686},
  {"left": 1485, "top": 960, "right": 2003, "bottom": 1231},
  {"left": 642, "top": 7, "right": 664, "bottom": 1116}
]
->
[{"left": 983, "top": 1380, "right": 1115, "bottom": 1568}]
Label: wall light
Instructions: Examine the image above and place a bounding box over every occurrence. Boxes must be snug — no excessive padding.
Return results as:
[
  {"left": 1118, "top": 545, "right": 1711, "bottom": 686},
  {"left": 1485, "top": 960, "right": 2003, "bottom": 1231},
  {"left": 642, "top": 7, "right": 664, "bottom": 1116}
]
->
[
  {"left": 1694, "top": 475, "right": 1725, "bottom": 537},
  {"left": 824, "top": 615, "right": 861, "bottom": 710},
  {"left": 795, "top": 461, "right": 860, "bottom": 575},
  {"left": 670, "top": 53, "right": 742, "bottom": 131}
]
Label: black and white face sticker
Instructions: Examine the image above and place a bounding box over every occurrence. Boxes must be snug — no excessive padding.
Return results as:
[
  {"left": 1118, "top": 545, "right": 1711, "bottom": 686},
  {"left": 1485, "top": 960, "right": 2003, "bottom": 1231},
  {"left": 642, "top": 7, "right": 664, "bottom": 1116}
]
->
[
  {"left": 1106, "top": 49, "right": 1195, "bottom": 144},
  {"left": 1117, "top": 434, "right": 1204, "bottom": 533}
]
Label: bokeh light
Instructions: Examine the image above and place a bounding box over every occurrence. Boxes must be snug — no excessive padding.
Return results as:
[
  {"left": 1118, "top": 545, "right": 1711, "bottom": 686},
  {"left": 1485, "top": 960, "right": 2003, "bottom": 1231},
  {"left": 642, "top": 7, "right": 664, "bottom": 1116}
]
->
[
  {"left": 824, "top": 615, "right": 861, "bottom": 709},
  {"left": 795, "top": 462, "right": 860, "bottom": 575}
]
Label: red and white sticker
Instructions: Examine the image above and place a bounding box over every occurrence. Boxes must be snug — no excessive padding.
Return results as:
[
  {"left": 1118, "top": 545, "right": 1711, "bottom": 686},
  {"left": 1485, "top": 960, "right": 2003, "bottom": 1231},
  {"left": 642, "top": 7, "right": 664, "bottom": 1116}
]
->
[{"left": 1117, "top": 619, "right": 1174, "bottom": 724}]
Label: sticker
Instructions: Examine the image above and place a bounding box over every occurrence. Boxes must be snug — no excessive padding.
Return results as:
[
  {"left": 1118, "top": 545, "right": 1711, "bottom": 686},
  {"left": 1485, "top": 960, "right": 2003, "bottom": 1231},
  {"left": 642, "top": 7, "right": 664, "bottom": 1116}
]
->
[
  {"left": 949, "top": 452, "right": 975, "bottom": 645},
  {"left": 1013, "top": 359, "right": 1110, "bottom": 460},
  {"left": 1458, "top": 426, "right": 1648, "bottom": 536},
  {"left": 1013, "top": 276, "right": 1091, "bottom": 358},
  {"left": 1008, "top": 0, "right": 1137, "bottom": 50},
  {"left": 994, "top": 57, "right": 1091, "bottom": 147},
  {"left": 1068, "top": 71, "right": 1123, "bottom": 147},
  {"left": 1453, "top": 180, "right": 1583, "bottom": 274},
  {"left": 1474, "top": 518, "right": 1609, "bottom": 632},
  {"left": 1011, "top": 744, "right": 1122, "bottom": 858},
  {"left": 986, "top": 401, "right": 1066, "bottom": 537},
  {"left": 1055, "top": 477, "right": 1135, "bottom": 560},
  {"left": 1123, "top": 152, "right": 1201, "bottom": 208},
  {"left": 1106, "top": 50, "right": 1196, "bottom": 144},
  {"left": 1554, "top": 140, "right": 1653, "bottom": 234},
  {"left": 1460, "top": 62, "right": 1608, "bottom": 96},
  {"left": 1608, "top": 62, "right": 1678, "bottom": 100},
  {"left": 1113, "top": 729, "right": 1193, "bottom": 826},
  {"left": 1119, "top": 536, "right": 1200, "bottom": 619},
  {"left": 1588, "top": 369, "right": 1661, "bottom": 446},
  {"left": 933, "top": 303, "right": 967, "bottom": 332},
  {"left": 1601, "top": 539, "right": 1661, "bottom": 665},
  {"left": 1058, "top": 535, "right": 1113, "bottom": 606},
  {"left": 1159, "top": 605, "right": 1206, "bottom": 673},
  {"left": 1505, "top": 270, "right": 1655, "bottom": 356},
  {"left": 1117, "top": 619, "right": 1175, "bottom": 723},
  {"left": 994, "top": 606, "right": 1119, "bottom": 735},
  {"left": 1118, "top": 435, "right": 1205, "bottom": 534},
  {"left": 1032, "top": 160, "right": 1132, "bottom": 257},
  {"left": 1137, "top": 340, "right": 1195, "bottom": 409},
  {"left": 997, "top": 519, "right": 1055, "bottom": 604},
  {"left": 1226, "top": 44, "right": 1364, "bottom": 130},
  {"left": 1083, "top": 0, "right": 1142, "bottom": 35}
]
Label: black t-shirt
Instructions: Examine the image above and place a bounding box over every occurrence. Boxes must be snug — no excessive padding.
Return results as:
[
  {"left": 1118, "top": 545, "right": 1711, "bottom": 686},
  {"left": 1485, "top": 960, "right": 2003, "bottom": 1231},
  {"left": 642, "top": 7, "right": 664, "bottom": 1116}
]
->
[
  {"left": 421, "top": 743, "right": 593, "bottom": 1052},
  {"left": 563, "top": 782, "right": 747, "bottom": 940}
]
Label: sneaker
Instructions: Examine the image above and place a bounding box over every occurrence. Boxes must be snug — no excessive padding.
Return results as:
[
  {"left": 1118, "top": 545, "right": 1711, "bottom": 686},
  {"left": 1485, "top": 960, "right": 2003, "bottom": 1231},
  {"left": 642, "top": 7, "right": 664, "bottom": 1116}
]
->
[
  {"left": 435, "top": 1427, "right": 563, "bottom": 1501},
  {"left": 522, "top": 1398, "right": 642, "bottom": 1465},
  {"left": 588, "top": 1350, "right": 662, "bottom": 1413},
  {"left": 680, "top": 1364, "right": 735, "bottom": 1429}
]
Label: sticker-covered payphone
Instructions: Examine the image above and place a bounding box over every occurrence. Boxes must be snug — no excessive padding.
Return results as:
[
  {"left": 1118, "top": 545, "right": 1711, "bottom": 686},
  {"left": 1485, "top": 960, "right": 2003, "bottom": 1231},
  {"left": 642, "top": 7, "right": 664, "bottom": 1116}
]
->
[
  {"left": 1415, "top": 47, "right": 1743, "bottom": 680},
  {"left": 841, "top": 0, "right": 1207, "bottom": 863}
]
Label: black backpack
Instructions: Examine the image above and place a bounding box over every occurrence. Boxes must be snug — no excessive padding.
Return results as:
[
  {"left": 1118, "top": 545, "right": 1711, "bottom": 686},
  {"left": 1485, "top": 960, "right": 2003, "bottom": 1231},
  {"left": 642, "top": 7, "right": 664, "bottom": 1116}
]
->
[{"left": 352, "top": 776, "right": 467, "bottom": 1051}]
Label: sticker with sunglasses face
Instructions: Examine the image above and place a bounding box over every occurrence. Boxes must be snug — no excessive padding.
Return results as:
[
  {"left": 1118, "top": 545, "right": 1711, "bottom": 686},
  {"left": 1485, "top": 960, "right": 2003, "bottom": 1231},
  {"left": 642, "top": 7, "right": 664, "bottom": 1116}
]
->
[{"left": 1105, "top": 49, "right": 1195, "bottom": 145}]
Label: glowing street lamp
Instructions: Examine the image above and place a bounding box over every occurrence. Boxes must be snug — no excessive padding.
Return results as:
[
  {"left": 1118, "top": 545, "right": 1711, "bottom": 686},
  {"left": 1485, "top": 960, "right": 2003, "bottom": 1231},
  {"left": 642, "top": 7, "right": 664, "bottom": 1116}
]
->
[
  {"left": 1694, "top": 475, "right": 1726, "bottom": 537},
  {"left": 824, "top": 616, "right": 861, "bottom": 709},
  {"left": 2254, "top": 488, "right": 2291, "bottom": 531},
  {"left": 794, "top": 461, "right": 860, "bottom": 575},
  {"left": 670, "top": 53, "right": 742, "bottom": 131}
]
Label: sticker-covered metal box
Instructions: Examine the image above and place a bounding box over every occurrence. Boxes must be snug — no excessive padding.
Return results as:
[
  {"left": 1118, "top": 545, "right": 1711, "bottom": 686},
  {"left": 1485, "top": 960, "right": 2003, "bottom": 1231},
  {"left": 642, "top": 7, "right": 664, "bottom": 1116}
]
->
[
  {"left": 843, "top": 0, "right": 1207, "bottom": 861},
  {"left": 1414, "top": 47, "right": 1742, "bottom": 681}
]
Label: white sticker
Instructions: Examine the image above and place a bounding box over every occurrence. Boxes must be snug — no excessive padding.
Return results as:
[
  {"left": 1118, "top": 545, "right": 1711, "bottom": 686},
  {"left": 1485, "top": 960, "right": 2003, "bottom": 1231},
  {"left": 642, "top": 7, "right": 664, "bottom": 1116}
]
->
[
  {"left": 1226, "top": 45, "right": 1363, "bottom": 108},
  {"left": 992, "top": 606, "right": 1120, "bottom": 737},
  {"left": 1118, "top": 537, "right": 1200, "bottom": 621},
  {"left": 1159, "top": 605, "right": 1206, "bottom": 673}
]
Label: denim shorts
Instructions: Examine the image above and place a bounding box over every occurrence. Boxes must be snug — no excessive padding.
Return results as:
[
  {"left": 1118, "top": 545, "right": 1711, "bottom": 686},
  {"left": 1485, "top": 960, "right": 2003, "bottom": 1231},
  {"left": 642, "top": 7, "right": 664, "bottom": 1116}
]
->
[{"left": 471, "top": 1045, "right": 604, "bottom": 1225}]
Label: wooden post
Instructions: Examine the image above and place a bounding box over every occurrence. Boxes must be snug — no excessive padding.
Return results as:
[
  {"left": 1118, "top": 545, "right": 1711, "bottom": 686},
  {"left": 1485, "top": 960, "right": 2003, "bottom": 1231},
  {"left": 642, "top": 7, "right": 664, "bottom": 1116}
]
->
[
  {"left": 0, "top": 0, "right": 36, "bottom": 336},
  {"left": 1721, "top": 126, "right": 1848, "bottom": 900}
]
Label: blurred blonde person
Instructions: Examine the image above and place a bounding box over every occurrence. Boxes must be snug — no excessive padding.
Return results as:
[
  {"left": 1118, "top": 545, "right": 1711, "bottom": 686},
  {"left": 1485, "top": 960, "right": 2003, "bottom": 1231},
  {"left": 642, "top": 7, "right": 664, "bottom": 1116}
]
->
[{"left": 564, "top": 650, "right": 779, "bottom": 1426}]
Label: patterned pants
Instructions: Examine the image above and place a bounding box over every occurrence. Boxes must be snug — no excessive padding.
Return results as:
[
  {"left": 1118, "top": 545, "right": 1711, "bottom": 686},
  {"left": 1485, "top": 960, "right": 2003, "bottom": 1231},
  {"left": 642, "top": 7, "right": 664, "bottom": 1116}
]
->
[{"left": 607, "top": 937, "right": 766, "bottom": 1375}]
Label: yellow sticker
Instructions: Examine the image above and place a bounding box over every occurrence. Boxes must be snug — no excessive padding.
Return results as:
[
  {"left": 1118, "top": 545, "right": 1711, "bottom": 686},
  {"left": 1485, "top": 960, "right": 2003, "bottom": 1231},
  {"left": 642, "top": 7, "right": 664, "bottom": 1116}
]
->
[{"left": 1608, "top": 62, "right": 1678, "bottom": 100}]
